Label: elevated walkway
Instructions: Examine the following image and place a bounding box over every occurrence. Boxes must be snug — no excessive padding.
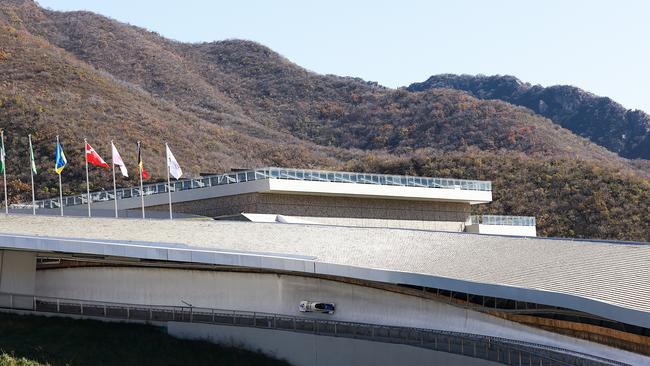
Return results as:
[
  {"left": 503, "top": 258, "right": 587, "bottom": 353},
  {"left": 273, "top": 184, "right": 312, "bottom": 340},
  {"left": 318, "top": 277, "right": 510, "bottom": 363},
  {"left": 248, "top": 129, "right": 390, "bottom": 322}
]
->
[{"left": 19, "top": 167, "right": 492, "bottom": 215}]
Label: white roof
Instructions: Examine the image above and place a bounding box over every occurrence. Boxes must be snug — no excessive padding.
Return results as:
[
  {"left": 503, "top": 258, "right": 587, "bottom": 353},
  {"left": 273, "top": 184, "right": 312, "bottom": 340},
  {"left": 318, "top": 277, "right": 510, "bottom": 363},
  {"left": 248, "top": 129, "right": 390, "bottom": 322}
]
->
[{"left": 0, "top": 215, "right": 648, "bottom": 328}]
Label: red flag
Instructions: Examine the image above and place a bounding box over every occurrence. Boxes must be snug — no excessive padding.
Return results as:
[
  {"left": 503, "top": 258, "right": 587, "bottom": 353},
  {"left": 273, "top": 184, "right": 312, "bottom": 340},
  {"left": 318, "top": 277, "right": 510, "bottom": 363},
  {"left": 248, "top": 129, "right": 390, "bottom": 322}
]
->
[
  {"left": 85, "top": 143, "right": 109, "bottom": 169},
  {"left": 140, "top": 163, "right": 150, "bottom": 180}
]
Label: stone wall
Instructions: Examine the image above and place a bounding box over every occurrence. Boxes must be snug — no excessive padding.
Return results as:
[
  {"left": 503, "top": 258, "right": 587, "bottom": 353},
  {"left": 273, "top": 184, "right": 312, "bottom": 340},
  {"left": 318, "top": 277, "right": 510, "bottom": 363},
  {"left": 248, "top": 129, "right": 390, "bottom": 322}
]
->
[
  {"left": 149, "top": 193, "right": 470, "bottom": 224},
  {"left": 291, "top": 217, "right": 464, "bottom": 231}
]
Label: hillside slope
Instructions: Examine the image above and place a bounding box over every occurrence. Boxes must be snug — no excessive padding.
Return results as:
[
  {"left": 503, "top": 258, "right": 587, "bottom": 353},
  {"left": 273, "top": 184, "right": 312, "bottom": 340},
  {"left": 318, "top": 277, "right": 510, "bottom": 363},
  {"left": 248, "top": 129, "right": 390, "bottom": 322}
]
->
[
  {"left": 408, "top": 74, "right": 650, "bottom": 160},
  {"left": 0, "top": 1, "right": 648, "bottom": 241},
  {"left": 0, "top": 16, "right": 344, "bottom": 202},
  {"left": 2, "top": 1, "right": 634, "bottom": 163},
  {"left": 349, "top": 151, "right": 650, "bottom": 240}
]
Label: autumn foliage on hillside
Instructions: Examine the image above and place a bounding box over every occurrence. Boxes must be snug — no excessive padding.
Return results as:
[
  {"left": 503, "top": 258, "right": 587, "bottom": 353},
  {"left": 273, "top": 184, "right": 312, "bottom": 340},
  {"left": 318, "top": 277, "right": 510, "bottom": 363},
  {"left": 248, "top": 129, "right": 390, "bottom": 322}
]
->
[
  {"left": 0, "top": 1, "right": 648, "bottom": 242},
  {"left": 409, "top": 74, "right": 650, "bottom": 160},
  {"left": 347, "top": 151, "right": 650, "bottom": 241},
  {"left": 0, "top": 24, "right": 340, "bottom": 202},
  {"left": 3, "top": 3, "right": 626, "bottom": 162}
]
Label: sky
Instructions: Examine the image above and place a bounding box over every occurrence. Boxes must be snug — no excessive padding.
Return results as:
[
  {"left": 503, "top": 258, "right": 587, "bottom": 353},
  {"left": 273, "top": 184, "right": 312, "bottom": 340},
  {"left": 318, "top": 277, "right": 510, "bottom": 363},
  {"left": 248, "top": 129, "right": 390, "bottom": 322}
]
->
[{"left": 37, "top": 0, "right": 650, "bottom": 112}]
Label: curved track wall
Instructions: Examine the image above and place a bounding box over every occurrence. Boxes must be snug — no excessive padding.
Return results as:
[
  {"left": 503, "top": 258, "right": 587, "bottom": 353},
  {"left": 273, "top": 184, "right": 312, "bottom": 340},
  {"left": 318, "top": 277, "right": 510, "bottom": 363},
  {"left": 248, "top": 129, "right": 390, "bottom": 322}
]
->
[{"left": 34, "top": 267, "right": 647, "bottom": 365}]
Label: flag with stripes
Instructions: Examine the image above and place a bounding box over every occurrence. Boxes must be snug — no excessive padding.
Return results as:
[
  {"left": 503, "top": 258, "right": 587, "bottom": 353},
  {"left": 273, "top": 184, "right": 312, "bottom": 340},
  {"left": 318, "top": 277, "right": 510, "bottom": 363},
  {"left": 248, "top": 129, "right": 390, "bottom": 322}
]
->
[
  {"left": 55, "top": 140, "right": 66, "bottom": 174},
  {"left": 0, "top": 135, "right": 5, "bottom": 174},
  {"left": 136, "top": 141, "right": 150, "bottom": 180}
]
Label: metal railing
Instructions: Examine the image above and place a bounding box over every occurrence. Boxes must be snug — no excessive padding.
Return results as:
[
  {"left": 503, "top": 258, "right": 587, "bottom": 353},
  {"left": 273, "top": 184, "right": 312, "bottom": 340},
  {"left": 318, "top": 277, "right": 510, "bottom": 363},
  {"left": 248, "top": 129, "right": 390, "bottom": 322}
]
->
[
  {"left": 27, "top": 167, "right": 492, "bottom": 210},
  {"left": 0, "top": 292, "right": 624, "bottom": 366},
  {"left": 470, "top": 215, "right": 536, "bottom": 227}
]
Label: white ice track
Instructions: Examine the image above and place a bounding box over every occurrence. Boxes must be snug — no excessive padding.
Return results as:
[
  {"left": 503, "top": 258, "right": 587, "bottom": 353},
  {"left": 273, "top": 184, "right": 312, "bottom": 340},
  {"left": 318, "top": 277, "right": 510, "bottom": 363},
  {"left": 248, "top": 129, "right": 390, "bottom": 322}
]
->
[{"left": 35, "top": 268, "right": 649, "bottom": 365}]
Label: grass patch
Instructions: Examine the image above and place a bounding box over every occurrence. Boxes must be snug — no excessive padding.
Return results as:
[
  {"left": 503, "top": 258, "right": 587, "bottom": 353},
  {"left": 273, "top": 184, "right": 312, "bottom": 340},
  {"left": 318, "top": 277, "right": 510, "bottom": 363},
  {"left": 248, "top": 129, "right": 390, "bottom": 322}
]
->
[
  {"left": 0, "top": 312, "right": 289, "bottom": 366},
  {"left": 0, "top": 353, "right": 46, "bottom": 366}
]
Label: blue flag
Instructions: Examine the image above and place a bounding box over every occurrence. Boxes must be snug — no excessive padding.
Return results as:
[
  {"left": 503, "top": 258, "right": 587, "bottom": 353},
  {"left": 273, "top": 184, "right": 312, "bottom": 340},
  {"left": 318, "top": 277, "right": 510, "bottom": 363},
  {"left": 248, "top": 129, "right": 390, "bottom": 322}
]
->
[{"left": 55, "top": 140, "right": 67, "bottom": 174}]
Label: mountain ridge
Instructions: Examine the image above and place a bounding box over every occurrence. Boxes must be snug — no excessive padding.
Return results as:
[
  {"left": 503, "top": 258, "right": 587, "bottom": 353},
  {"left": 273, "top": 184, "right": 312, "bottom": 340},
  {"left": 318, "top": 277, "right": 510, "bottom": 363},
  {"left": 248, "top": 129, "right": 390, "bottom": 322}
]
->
[
  {"left": 407, "top": 74, "right": 650, "bottom": 159},
  {"left": 6, "top": 1, "right": 633, "bottom": 162},
  {"left": 0, "top": 1, "right": 648, "bottom": 241}
]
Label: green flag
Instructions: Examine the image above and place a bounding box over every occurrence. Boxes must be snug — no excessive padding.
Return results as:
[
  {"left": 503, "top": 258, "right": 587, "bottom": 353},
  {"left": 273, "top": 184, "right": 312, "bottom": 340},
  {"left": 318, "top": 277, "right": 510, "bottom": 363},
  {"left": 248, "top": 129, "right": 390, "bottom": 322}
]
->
[
  {"left": 0, "top": 135, "right": 5, "bottom": 174},
  {"left": 29, "top": 137, "right": 37, "bottom": 174}
]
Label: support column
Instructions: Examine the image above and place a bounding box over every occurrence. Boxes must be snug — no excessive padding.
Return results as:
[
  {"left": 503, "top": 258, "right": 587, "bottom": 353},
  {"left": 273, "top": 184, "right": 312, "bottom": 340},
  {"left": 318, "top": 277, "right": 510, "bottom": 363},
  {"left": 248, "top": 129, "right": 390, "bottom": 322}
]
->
[{"left": 0, "top": 250, "right": 37, "bottom": 309}]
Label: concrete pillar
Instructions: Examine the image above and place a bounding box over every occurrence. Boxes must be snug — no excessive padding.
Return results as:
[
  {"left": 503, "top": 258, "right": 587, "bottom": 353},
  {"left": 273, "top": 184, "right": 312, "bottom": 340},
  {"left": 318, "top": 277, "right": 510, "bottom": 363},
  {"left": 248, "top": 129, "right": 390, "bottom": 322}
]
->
[{"left": 0, "top": 250, "right": 37, "bottom": 309}]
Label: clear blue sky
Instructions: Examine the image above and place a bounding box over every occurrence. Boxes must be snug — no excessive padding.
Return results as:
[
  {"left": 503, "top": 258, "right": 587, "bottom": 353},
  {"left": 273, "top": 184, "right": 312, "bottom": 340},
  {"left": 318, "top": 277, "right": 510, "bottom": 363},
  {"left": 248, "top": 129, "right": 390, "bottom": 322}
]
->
[{"left": 38, "top": 0, "right": 650, "bottom": 112}]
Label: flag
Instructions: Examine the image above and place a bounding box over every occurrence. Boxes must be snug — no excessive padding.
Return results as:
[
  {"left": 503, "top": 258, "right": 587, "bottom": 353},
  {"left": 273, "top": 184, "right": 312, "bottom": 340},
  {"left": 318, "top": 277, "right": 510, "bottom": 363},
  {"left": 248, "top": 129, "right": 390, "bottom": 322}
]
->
[
  {"left": 111, "top": 142, "right": 128, "bottom": 177},
  {"left": 166, "top": 144, "right": 182, "bottom": 180},
  {"left": 29, "top": 137, "right": 37, "bottom": 175},
  {"left": 85, "top": 142, "right": 109, "bottom": 168},
  {"left": 0, "top": 135, "right": 5, "bottom": 174},
  {"left": 55, "top": 140, "right": 67, "bottom": 174},
  {"left": 136, "top": 142, "right": 150, "bottom": 180}
]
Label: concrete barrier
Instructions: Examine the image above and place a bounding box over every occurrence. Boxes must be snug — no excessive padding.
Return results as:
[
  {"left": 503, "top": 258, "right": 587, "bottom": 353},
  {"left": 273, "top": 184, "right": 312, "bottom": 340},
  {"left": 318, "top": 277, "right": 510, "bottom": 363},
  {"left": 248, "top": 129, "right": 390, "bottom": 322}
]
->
[{"left": 34, "top": 267, "right": 647, "bottom": 365}]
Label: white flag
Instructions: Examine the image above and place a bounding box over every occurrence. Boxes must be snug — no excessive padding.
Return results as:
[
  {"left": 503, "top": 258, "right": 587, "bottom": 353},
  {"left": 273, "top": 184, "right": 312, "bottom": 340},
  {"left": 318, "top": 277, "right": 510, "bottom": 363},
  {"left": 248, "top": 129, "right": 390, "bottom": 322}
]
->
[
  {"left": 111, "top": 142, "right": 128, "bottom": 177},
  {"left": 166, "top": 144, "right": 182, "bottom": 180}
]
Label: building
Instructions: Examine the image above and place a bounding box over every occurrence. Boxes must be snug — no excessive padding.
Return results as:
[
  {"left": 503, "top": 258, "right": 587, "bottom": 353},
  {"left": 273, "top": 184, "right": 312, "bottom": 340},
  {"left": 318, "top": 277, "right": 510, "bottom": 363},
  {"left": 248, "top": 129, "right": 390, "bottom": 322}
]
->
[
  {"left": 30, "top": 167, "right": 537, "bottom": 236},
  {"left": 2, "top": 168, "right": 648, "bottom": 365}
]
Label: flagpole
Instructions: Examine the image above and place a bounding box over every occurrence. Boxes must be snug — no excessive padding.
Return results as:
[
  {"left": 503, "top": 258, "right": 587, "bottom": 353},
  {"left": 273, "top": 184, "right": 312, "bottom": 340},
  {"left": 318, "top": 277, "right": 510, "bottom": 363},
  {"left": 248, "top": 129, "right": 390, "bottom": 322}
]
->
[
  {"left": 84, "top": 138, "right": 91, "bottom": 218},
  {"left": 1, "top": 130, "right": 7, "bottom": 215},
  {"left": 56, "top": 135, "right": 63, "bottom": 217},
  {"left": 28, "top": 134, "right": 36, "bottom": 215},
  {"left": 138, "top": 141, "right": 145, "bottom": 219},
  {"left": 111, "top": 141, "right": 118, "bottom": 219},
  {"left": 165, "top": 143, "right": 173, "bottom": 220}
]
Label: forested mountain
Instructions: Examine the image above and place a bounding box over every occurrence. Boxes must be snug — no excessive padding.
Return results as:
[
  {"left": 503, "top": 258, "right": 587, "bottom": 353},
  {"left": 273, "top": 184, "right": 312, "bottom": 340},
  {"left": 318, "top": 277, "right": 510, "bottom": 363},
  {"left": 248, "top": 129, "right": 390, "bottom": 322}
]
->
[
  {"left": 3, "top": 1, "right": 630, "bottom": 160},
  {"left": 0, "top": 0, "right": 648, "bottom": 241},
  {"left": 348, "top": 152, "right": 650, "bottom": 241},
  {"left": 408, "top": 74, "right": 650, "bottom": 160}
]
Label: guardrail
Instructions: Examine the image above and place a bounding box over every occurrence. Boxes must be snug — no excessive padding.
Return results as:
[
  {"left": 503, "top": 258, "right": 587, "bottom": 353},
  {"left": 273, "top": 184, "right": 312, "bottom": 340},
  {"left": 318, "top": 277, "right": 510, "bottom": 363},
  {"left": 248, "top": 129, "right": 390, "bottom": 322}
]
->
[
  {"left": 470, "top": 215, "right": 536, "bottom": 226},
  {"left": 26, "top": 167, "right": 492, "bottom": 210},
  {"left": 0, "top": 292, "right": 624, "bottom": 366}
]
